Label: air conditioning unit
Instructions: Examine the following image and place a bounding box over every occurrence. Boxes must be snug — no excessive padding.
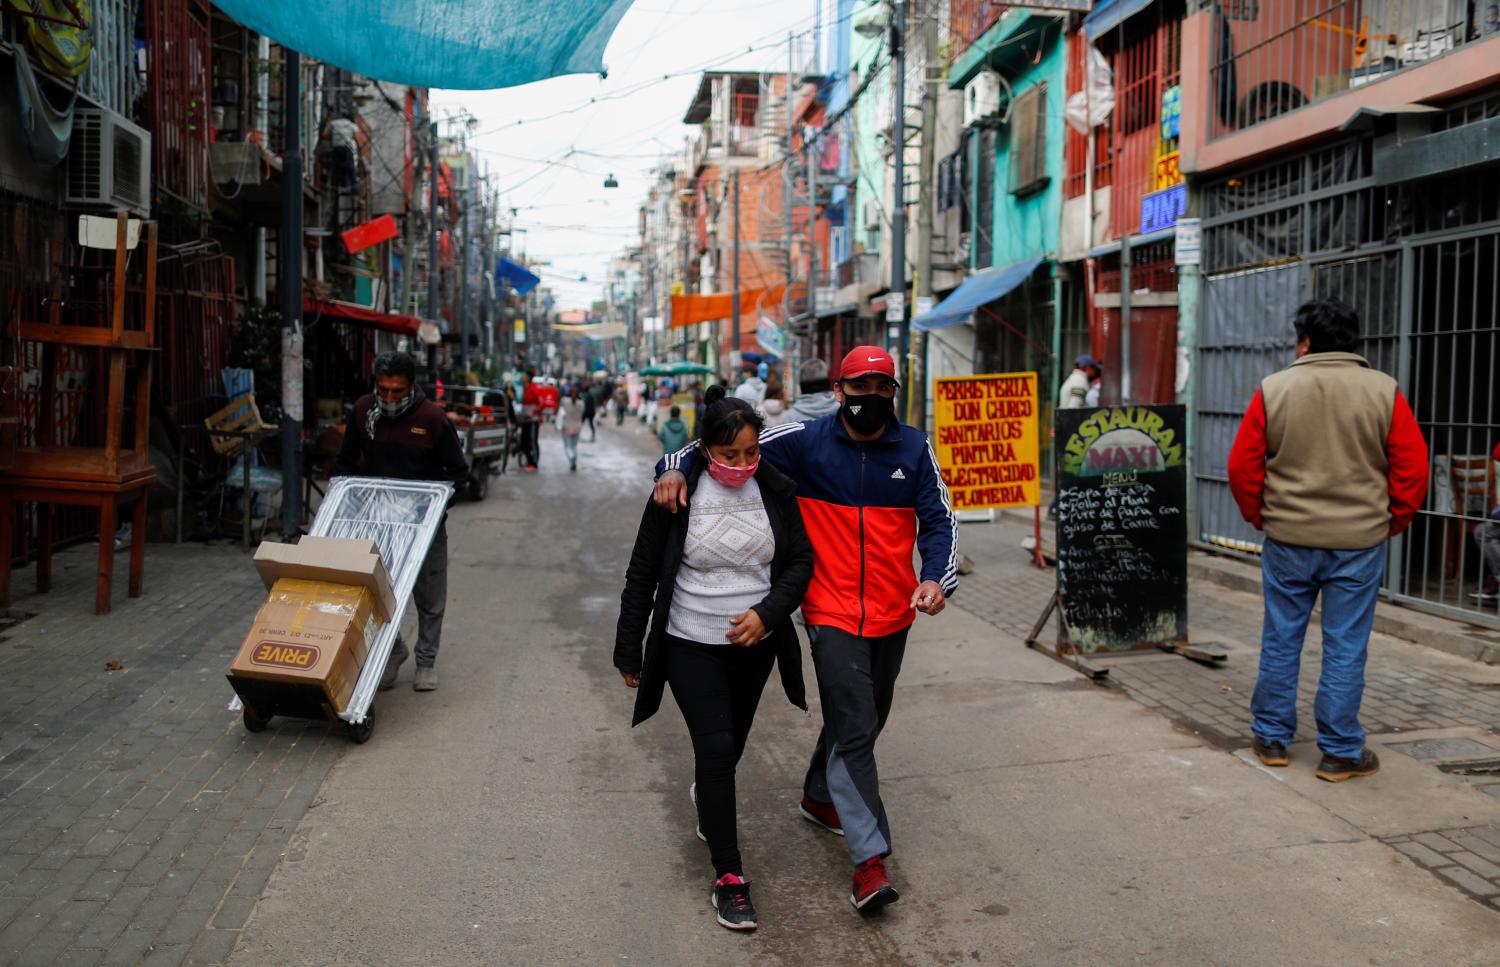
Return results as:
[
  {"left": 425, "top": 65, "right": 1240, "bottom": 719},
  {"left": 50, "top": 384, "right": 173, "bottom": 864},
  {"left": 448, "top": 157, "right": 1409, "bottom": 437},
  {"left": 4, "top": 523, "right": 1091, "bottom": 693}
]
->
[
  {"left": 66, "top": 108, "right": 151, "bottom": 218},
  {"left": 964, "top": 71, "right": 1004, "bottom": 128}
]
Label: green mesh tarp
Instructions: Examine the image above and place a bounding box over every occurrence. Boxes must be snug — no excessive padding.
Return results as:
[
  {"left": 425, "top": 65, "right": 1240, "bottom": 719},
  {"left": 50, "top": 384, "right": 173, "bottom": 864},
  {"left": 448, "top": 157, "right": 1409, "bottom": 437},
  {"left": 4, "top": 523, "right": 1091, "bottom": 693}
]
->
[{"left": 211, "top": 0, "right": 637, "bottom": 90}]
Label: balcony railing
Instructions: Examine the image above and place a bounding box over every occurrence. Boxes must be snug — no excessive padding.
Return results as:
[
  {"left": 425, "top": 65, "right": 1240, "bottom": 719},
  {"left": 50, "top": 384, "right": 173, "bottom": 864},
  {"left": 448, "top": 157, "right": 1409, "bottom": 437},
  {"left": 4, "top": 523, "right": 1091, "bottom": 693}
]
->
[
  {"left": 1208, "top": 0, "right": 1497, "bottom": 141},
  {"left": 951, "top": 0, "right": 1007, "bottom": 60}
]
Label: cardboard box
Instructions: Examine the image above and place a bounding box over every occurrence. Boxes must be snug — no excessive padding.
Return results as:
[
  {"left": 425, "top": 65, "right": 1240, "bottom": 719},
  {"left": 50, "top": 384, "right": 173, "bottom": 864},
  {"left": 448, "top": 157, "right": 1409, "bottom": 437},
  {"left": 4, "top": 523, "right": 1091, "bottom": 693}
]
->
[
  {"left": 252, "top": 536, "right": 396, "bottom": 622},
  {"left": 227, "top": 578, "right": 380, "bottom": 714}
]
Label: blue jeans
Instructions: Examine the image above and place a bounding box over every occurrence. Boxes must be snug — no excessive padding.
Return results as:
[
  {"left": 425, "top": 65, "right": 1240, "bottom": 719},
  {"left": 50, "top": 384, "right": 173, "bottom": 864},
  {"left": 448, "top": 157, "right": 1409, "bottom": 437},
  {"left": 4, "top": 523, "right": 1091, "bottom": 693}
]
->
[{"left": 1250, "top": 538, "right": 1385, "bottom": 760}]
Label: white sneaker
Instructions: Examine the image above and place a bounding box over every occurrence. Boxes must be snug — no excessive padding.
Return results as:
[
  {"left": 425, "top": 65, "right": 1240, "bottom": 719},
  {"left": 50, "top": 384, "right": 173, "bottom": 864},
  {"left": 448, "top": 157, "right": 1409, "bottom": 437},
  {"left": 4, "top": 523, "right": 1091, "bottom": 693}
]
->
[{"left": 690, "top": 782, "right": 705, "bottom": 842}]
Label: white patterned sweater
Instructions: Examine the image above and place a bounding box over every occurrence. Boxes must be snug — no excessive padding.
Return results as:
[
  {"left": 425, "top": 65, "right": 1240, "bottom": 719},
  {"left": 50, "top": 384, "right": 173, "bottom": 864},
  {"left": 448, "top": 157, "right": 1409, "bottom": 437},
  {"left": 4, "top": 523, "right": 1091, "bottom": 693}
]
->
[{"left": 666, "top": 473, "right": 775, "bottom": 645}]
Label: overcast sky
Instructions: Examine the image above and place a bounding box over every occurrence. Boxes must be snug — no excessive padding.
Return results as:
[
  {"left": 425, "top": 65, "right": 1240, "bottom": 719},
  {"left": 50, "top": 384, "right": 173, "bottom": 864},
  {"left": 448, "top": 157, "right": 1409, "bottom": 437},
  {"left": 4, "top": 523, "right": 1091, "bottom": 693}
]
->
[{"left": 434, "top": 0, "right": 822, "bottom": 311}]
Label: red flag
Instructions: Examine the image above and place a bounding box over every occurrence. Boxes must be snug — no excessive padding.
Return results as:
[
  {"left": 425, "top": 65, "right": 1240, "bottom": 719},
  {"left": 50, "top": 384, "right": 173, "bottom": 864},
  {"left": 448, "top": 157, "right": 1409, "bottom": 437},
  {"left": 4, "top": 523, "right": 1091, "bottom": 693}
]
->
[{"left": 341, "top": 214, "right": 399, "bottom": 254}]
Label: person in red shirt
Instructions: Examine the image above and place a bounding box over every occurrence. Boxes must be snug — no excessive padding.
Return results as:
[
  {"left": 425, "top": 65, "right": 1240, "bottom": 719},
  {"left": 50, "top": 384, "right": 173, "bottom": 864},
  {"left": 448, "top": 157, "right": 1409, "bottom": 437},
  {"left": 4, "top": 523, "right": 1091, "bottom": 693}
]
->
[
  {"left": 1227, "top": 298, "right": 1428, "bottom": 782},
  {"left": 519, "top": 372, "right": 545, "bottom": 471}
]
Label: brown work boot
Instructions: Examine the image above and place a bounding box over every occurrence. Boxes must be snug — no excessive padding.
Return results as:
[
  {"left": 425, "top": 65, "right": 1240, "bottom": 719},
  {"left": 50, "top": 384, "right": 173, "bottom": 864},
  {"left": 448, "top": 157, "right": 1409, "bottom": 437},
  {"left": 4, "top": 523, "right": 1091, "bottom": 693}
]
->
[{"left": 1315, "top": 748, "right": 1380, "bottom": 782}]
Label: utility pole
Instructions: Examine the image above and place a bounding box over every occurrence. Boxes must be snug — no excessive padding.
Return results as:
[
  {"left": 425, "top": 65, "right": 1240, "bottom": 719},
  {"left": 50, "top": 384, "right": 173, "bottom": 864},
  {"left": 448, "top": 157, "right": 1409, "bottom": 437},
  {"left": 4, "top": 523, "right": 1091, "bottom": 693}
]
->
[
  {"left": 804, "top": 120, "right": 817, "bottom": 380},
  {"left": 427, "top": 119, "right": 440, "bottom": 374},
  {"left": 457, "top": 184, "right": 470, "bottom": 375},
  {"left": 731, "top": 170, "right": 741, "bottom": 361},
  {"left": 912, "top": 0, "right": 939, "bottom": 427},
  {"left": 783, "top": 33, "right": 795, "bottom": 333},
  {"left": 890, "top": 0, "right": 908, "bottom": 372},
  {"left": 278, "top": 48, "right": 304, "bottom": 536}
]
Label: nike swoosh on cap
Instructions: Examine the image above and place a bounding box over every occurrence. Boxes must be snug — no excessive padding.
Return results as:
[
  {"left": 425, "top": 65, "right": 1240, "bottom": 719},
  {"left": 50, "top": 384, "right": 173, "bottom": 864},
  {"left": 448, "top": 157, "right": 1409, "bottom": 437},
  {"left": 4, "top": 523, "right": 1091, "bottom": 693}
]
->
[{"left": 867, "top": 356, "right": 882, "bottom": 362}]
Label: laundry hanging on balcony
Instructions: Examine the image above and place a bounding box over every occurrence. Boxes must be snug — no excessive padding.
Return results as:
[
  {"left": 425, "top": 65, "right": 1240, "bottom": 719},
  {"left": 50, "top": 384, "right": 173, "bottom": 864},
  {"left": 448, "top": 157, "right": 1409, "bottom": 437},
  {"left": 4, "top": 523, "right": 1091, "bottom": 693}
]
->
[{"left": 208, "top": 0, "right": 639, "bottom": 90}]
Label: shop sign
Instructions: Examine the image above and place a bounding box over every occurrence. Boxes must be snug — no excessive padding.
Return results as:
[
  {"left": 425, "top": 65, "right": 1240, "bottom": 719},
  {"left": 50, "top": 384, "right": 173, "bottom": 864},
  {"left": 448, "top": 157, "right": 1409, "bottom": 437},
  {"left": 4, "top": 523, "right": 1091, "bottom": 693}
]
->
[{"left": 1140, "top": 183, "right": 1187, "bottom": 234}]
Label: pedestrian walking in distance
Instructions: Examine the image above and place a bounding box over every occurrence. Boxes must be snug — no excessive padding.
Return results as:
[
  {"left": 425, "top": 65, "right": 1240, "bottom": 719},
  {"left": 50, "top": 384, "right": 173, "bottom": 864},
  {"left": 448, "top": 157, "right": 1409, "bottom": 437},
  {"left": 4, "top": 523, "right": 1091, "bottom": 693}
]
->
[
  {"left": 789, "top": 357, "right": 840, "bottom": 422},
  {"left": 653, "top": 346, "right": 959, "bottom": 913},
  {"left": 1228, "top": 298, "right": 1429, "bottom": 781},
  {"left": 615, "top": 386, "right": 813, "bottom": 932},
  {"left": 581, "top": 385, "right": 598, "bottom": 442},
  {"left": 556, "top": 394, "right": 584, "bottom": 472},
  {"left": 334, "top": 351, "right": 468, "bottom": 693},
  {"left": 658, "top": 405, "right": 690, "bottom": 454}
]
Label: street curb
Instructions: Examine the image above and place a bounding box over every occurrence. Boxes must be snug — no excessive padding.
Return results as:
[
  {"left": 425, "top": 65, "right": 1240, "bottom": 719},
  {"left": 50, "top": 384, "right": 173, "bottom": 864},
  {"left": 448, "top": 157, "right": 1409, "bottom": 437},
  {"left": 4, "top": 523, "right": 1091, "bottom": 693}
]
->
[{"left": 1189, "top": 552, "right": 1500, "bottom": 666}]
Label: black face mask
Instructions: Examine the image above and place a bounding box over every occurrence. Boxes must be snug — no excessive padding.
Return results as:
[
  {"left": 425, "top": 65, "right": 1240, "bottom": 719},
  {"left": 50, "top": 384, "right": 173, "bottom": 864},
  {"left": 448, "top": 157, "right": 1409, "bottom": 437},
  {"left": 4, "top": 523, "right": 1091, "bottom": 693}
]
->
[{"left": 842, "top": 393, "right": 894, "bottom": 435}]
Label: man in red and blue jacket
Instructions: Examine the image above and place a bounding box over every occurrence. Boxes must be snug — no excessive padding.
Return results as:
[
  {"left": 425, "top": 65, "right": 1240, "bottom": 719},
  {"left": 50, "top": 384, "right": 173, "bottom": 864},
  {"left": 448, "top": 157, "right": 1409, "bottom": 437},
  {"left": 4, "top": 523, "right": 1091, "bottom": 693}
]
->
[{"left": 654, "top": 346, "right": 958, "bottom": 913}]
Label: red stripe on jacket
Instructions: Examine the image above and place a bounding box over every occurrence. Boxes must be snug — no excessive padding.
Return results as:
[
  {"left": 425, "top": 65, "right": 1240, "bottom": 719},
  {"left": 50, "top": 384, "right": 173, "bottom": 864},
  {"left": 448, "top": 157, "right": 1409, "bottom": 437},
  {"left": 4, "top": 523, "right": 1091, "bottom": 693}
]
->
[
  {"left": 797, "top": 496, "right": 919, "bottom": 637},
  {"left": 1227, "top": 388, "right": 1430, "bottom": 537}
]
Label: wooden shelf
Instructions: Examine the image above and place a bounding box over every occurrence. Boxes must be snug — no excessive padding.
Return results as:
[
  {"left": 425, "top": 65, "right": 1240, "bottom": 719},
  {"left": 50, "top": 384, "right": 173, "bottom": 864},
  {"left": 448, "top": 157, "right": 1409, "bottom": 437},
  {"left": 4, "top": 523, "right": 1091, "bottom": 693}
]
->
[{"left": 17, "top": 323, "right": 154, "bottom": 350}]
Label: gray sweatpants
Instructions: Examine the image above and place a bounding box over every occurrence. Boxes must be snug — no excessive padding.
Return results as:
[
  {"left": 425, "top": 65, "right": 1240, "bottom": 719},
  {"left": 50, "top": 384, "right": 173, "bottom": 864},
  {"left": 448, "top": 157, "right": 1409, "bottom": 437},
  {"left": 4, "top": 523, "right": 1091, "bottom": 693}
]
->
[
  {"left": 392, "top": 522, "right": 448, "bottom": 667},
  {"left": 802, "top": 623, "right": 910, "bottom": 866}
]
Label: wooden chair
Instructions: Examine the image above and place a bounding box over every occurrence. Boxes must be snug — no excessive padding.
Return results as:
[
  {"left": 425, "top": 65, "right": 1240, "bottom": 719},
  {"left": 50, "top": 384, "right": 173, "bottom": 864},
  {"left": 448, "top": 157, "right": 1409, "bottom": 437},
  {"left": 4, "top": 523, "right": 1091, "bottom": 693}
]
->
[{"left": 0, "top": 214, "right": 157, "bottom": 614}]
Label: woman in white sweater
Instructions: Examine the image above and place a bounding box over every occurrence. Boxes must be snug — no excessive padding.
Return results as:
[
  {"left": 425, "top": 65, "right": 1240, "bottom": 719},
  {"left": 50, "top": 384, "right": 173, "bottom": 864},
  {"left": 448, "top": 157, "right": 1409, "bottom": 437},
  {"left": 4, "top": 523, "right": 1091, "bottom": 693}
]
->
[{"left": 614, "top": 385, "right": 813, "bottom": 932}]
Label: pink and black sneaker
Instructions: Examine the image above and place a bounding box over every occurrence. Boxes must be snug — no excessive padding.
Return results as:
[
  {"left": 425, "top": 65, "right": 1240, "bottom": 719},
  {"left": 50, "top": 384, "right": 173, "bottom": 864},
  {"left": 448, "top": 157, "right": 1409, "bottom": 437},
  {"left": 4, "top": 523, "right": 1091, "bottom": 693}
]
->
[{"left": 709, "top": 873, "right": 758, "bottom": 930}]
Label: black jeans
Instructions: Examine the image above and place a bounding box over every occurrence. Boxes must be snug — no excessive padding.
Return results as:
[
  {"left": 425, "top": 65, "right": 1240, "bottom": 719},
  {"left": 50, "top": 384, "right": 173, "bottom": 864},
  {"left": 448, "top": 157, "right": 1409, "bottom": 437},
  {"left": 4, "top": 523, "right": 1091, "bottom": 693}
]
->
[
  {"left": 665, "top": 634, "right": 777, "bottom": 878},
  {"left": 802, "top": 624, "right": 909, "bottom": 865}
]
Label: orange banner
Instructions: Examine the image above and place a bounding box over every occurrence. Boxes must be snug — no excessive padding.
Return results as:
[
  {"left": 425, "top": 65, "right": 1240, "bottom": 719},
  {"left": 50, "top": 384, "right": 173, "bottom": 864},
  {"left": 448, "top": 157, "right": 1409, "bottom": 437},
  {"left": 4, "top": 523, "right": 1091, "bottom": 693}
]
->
[{"left": 670, "top": 287, "right": 783, "bottom": 328}]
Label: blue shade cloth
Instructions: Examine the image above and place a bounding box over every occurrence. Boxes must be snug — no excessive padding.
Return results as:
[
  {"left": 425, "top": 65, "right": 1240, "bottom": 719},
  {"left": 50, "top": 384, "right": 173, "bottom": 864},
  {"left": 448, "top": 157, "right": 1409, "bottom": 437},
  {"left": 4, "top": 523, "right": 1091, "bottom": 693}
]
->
[
  {"left": 1084, "top": 0, "right": 1154, "bottom": 40},
  {"left": 497, "top": 256, "right": 540, "bottom": 295},
  {"left": 209, "top": 0, "right": 639, "bottom": 91},
  {"left": 911, "top": 256, "right": 1046, "bottom": 332}
]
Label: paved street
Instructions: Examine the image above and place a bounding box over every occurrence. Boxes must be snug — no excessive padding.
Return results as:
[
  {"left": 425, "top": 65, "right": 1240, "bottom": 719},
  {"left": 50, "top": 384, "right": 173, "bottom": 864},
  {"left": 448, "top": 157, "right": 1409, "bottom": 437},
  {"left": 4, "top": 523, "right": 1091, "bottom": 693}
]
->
[{"left": 2, "top": 418, "right": 1500, "bottom": 965}]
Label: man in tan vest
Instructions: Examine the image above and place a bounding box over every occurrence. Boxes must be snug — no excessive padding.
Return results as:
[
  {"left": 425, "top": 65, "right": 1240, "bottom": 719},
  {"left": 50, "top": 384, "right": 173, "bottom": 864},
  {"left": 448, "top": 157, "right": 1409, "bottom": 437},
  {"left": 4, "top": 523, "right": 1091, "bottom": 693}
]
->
[{"left": 1228, "top": 298, "right": 1429, "bottom": 782}]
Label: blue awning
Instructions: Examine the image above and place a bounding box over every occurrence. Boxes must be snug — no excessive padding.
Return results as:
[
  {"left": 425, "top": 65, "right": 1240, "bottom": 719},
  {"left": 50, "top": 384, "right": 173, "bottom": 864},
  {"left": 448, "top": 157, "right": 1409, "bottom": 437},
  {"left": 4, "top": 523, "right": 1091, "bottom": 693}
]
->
[
  {"left": 496, "top": 257, "right": 540, "bottom": 295},
  {"left": 911, "top": 257, "right": 1047, "bottom": 332},
  {"left": 1084, "top": 0, "right": 1155, "bottom": 40},
  {"left": 209, "top": 0, "right": 637, "bottom": 90}
]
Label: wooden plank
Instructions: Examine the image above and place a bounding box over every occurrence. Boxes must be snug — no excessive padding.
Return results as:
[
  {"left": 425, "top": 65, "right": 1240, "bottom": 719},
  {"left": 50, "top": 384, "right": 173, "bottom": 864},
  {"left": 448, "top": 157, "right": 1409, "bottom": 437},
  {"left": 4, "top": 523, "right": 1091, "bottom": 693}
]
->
[
  {"left": 17, "top": 323, "right": 152, "bottom": 349},
  {"left": 12, "top": 447, "right": 154, "bottom": 482},
  {"left": 142, "top": 222, "right": 158, "bottom": 343},
  {"left": 1158, "top": 641, "right": 1230, "bottom": 666},
  {"left": 103, "top": 350, "right": 126, "bottom": 478},
  {"left": 111, "top": 214, "right": 127, "bottom": 340}
]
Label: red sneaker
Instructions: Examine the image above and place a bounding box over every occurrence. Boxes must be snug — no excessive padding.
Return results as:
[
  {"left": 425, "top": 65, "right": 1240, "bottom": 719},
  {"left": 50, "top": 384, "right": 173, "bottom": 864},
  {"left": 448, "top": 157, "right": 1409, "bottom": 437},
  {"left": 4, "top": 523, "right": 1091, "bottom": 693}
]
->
[
  {"left": 850, "top": 856, "right": 899, "bottom": 911},
  {"left": 798, "top": 794, "right": 844, "bottom": 837}
]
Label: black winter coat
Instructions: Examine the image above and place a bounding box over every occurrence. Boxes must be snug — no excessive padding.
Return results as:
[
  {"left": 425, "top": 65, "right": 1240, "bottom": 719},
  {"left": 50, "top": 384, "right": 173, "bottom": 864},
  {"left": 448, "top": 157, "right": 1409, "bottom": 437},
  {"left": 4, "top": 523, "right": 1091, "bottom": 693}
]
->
[{"left": 614, "top": 460, "right": 812, "bottom": 726}]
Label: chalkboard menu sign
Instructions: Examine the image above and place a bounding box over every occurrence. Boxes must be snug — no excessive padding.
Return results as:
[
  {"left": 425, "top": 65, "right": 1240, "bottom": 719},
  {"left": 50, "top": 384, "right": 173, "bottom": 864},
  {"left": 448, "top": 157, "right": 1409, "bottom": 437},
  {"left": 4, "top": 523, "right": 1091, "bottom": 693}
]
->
[{"left": 1054, "top": 405, "right": 1188, "bottom": 655}]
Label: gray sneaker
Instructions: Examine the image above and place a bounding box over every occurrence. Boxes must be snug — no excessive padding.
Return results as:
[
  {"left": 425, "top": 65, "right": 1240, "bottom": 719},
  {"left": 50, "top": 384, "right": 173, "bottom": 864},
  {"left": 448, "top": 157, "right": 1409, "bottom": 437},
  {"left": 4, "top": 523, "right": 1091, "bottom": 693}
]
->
[
  {"left": 413, "top": 665, "right": 438, "bottom": 691},
  {"left": 379, "top": 651, "right": 407, "bottom": 691}
]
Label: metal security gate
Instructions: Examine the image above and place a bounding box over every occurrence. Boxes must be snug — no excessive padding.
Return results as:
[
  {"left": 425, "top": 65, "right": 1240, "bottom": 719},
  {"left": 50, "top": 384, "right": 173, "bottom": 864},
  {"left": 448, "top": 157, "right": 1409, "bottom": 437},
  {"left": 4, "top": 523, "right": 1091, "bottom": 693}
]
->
[
  {"left": 1196, "top": 262, "right": 1301, "bottom": 554},
  {"left": 1195, "top": 101, "right": 1500, "bottom": 626},
  {"left": 1386, "top": 232, "right": 1500, "bottom": 620}
]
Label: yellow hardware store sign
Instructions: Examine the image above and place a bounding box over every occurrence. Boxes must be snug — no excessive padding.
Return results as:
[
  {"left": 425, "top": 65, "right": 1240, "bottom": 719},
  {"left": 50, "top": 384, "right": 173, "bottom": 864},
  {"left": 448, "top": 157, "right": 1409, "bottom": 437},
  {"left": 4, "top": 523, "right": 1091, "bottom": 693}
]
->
[{"left": 932, "top": 372, "right": 1040, "bottom": 510}]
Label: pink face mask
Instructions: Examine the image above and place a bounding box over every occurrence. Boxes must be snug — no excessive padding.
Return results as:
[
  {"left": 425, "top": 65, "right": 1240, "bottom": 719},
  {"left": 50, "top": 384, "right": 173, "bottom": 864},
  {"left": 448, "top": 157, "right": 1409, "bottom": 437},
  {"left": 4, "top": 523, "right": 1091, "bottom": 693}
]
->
[{"left": 707, "top": 456, "right": 759, "bottom": 488}]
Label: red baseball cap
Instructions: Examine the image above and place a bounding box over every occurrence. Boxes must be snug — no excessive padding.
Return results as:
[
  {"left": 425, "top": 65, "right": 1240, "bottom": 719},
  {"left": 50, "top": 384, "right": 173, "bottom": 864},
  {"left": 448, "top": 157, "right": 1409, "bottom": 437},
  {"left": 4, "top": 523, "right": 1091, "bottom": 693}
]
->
[{"left": 838, "top": 345, "right": 899, "bottom": 384}]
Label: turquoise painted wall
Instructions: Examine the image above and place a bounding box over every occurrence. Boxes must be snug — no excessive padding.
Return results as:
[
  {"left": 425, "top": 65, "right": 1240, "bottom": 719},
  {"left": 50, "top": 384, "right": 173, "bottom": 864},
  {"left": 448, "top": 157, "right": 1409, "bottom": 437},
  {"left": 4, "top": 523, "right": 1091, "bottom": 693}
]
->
[
  {"left": 989, "top": 31, "right": 1065, "bottom": 268},
  {"left": 850, "top": 17, "right": 888, "bottom": 264}
]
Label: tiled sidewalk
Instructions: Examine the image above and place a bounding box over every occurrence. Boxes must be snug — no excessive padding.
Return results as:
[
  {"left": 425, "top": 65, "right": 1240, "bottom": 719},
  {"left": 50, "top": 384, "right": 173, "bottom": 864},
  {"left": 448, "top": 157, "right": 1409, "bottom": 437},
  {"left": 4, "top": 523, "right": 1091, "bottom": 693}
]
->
[
  {"left": 954, "top": 513, "right": 1500, "bottom": 907},
  {"left": 956, "top": 514, "right": 1500, "bottom": 750},
  {"left": 0, "top": 541, "right": 343, "bottom": 966}
]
